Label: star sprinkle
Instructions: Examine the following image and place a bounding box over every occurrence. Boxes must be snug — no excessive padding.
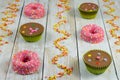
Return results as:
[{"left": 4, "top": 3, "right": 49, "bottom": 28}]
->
[
  {"left": 0, "top": 1, "right": 20, "bottom": 52},
  {"left": 97, "top": 52, "right": 101, "bottom": 55},
  {"left": 96, "top": 62, "right": 100, "bottom": 65},
  {"left": 47, "top": 0, "right": 72, "bottom": 80},
  {"left": 96, "top": 56, "right": 101, "bottom": 60},
  {"left": 88, "top": 59, "right": 92, "bottom": 62},
  {"left": 103, "top": 58, "right": 108, "bottom": 62},
  {"left": 22, "top": 31, "right": 25, "bottom": 34},
  {"left": 23, "top": 26, "right": 26, "bottom": 28},
  {"left": 88, "top": 54, "right": 92, "bottom": 57},
  {"left": 103, "top": 0, "right": 120, "bottom": 53}
]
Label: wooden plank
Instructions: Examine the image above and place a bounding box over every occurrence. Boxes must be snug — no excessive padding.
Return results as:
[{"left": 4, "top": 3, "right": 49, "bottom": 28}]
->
[
  {"left": 0, "top": 0, "right": 24, "bottom": 80},
  {"left": 43, "top": 0, "right": 80, "bottom": 80},
  {"left": 98, "top": 0, "right": 120, "bottom": 79},
  {"left": 6, "top": 0, "right": 48, "bottom": 80},
  {"left": 74, "top": 0, "right": 118, "bottom": 80}
]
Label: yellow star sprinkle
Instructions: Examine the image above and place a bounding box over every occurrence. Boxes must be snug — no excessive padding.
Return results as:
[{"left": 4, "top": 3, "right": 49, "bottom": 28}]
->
[
  {"left": 88, "top": 54, "right": 91, "bottom": 57},
  {"left": 22, "top": 31, "right": 25, "bottom": 33},
  {"left": 23, "top": 26, "right": 26, "bottom": 28}
]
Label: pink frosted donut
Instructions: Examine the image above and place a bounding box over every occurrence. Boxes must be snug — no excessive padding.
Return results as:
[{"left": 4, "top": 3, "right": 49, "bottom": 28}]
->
[
  {"left": 12, "top": 50, "right": 40, "bottom": 75},
  {"left": 80, "top": 24, "right": 104, "bottom": 43},
  {"left": 24, "top": 3, "right": 45, "bottom": 19}
]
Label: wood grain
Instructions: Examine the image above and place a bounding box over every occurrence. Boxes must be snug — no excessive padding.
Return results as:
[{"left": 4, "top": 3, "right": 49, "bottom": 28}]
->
[
  {"left": 0, "top": 0, "right": 119, "bottom": 80},
  {"left": 0, "top": 0, "right": 24, "bottom": 80},
  {"left": 74, "top": 0, "right": 118, "bottom": 80},
  {"left": 43, "top": 0, "right": 80, "bottom": 80},
  {"left": 98, "top": 0, "right": 120, "bottom": 79},
  {"left": 6, "top": 0, "right": 48, "bottom": 80}
]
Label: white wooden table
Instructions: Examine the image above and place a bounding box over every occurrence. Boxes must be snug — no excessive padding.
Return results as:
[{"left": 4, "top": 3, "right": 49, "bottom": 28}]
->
[{"left": 0, "top": 0, "right": 120, "bottom": 80}]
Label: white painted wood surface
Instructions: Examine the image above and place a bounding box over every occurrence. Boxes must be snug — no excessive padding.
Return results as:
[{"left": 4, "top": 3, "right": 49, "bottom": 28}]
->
[
  {"left": 98, "top": 0, "right": 120, "bottom": 79},
  {"left": 0, "top": 0, "right": 24, "bottom": 80},
  {"left": 74, "top": 0, "right": 118, "bottom": 80},
  {"left": 6, "top": 0, "right": 48, "bottom": 80},
  {"left": 43, "top": 0, "right": 80, "bottom": 80},
  {"left": 0, "top": 0, "right": 119, "bottom": 80}
]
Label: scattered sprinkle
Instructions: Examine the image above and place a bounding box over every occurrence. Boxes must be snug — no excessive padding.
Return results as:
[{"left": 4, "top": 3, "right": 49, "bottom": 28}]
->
[
  {"left": 0, "top": 1, "right": 20, "bottom": 52},
  {"left": 47, "top": 0, "right": 72, "bottom": 80},
  {"left": 103, "top": 0, "right": 120, "bottom": 53}
]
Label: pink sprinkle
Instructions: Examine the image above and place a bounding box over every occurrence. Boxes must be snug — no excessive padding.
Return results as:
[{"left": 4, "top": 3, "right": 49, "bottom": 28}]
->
[
  {"left": 30, "top": 32, "right": 32, "bottom": 35},
  {"left": 29, "top": 27, "right": 32, "bottom": 30},
  {"left": 29, "top": 27, "right": 38, "bottom": 34},
  {"left": 96, "top": 56, "right": 101, "bottom": 60}
]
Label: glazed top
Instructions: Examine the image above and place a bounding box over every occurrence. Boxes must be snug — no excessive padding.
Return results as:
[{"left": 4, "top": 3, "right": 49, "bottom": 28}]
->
[
  {"left": 20, "top": 22, "right": 44, "bottom": 36},
  {"left": 83, "top": 50, "right": 112, "bottom": 68},
  {"left": 79, "top": 3, "right": 99, "bottom": 12}
]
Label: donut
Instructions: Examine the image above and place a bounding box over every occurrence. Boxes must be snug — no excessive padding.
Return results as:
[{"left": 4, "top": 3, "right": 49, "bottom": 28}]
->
[
  {"left": 24, "top": 3, "right": 45, "bottom": 19},
  {"left": 80, "top": 24, "right": 104, "bottom": 43},
  {"left": 12, "top": 50, "right": 40, "bottom": 75}
]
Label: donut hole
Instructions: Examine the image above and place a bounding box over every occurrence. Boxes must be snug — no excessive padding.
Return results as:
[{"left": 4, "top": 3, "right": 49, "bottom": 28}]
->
[
  {"left": 90, "top": 29, "right": 98, "bottom": 34},
  {"left": 32, "top": 6, "right": 37, "bottom": 10},
  {"left": 22, "top": 56, "right": 31, "bottom": 63}
]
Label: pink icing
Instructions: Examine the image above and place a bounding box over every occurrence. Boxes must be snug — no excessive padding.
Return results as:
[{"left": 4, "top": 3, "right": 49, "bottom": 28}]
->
[
  {"left": 24, "top": 3, "right": 45, "bottom": 19},
  {"left": 12, "top": 50, "right": 40, "bottom": 75},
  {"left": 80, "top": 24, "right": 104, "bottom": 43}
]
